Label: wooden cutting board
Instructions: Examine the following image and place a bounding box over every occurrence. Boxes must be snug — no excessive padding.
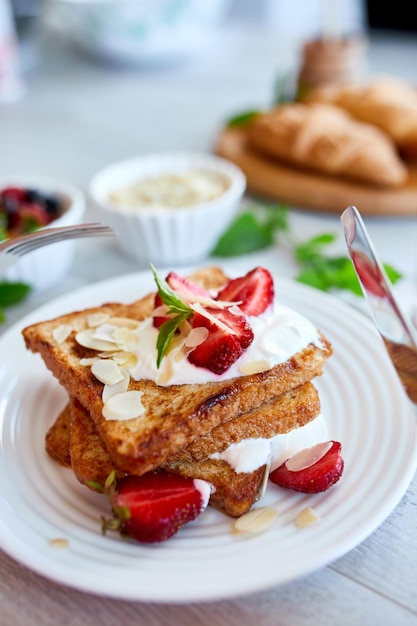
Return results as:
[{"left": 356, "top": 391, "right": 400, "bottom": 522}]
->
[{"left": 215, "top": 127, "right": 417, "bottom": 216}]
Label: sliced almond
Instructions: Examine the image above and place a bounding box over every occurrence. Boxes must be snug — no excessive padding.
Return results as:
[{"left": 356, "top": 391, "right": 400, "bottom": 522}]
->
[
  {"left": 52, "top": 324, "right": 72, "bottom": 344},
  {"left": 48, "top": 538, "right": 69, "bottom": 549},
  {"left": 102, "top": 369, "right": 130, "bottom": 402},
  {"left": 239, "top": 359, "right": 270, "bottom": 375},
  {"left": 87, "top": 312, "right": 110, "bottom": 327},
  {"left": 112, "top": 350, "right": 138, "bottom": 368},
  {"left": 75, "top": 328, "right": 118, "bottom": 352},
  {"left": 184, "top": 326, "right": 209, "bottom": 348},
  {"left": 295, "top": 507, "right": 320, "bottom": 528},
  {"left": 285, "top": 441, "right": 333, "bottom": 472},
  {"left": 233, "top": 507, "right": 278, "bottom": 534},
  {"left": 112, "top": 327, "right": 137, "bottom": 346},
  {"left": 102, "top": 390, "right": 145, "bottom": 421},
  {"left": 79, "top": 357, "right": 98, "bottom": 366},
  {"left": 108, "top": 317, "right": 140, "bottom": 329},
  {"left": 92, "top": 359, "right": 125, "bottom": 385}
]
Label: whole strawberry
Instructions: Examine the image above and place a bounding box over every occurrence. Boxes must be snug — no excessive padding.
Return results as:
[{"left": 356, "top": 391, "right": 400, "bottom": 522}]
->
[
  {"left": 103, "top": 471, "right": 210, "bottom": 543},
  {"left": 269, "top": 441, "right": 344, "bottom": 493}
]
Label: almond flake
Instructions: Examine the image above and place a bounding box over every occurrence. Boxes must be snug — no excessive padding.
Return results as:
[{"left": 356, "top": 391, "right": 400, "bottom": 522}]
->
[
  {"left": 285, "top": 441, "right": 333, "bottom": 472},
  {"left": 108, "top": 317, "right": 140, "bottom": 329},
  {"left": 52, "top": 324, "right": 72, "bottom": 344},
  {"left": 191, "top": 302, "right": 238, "bottom": 334},
  {"left": 184, "top": 326, "right": 209, "bottom": 348},
  {"left": 92, "top": 359, "right": 125, "bottom": 385},
  {"left": 102, "top": 390, "right": 145, "bottom": 421},
  {"left": 295, "top": 507, "right": 320, "bottom": 528},
  {"left": 76, "top": 328, "right": 118, "bottom": 352},
  {"left": 112, "top": 351, "right": 138, "bottom": 368},
  {"left": 87, "top": 312, "right": 110, "bottom": 327},
  {"left": 233, "top": 507, "right": 278, "bottom": 534},
  {"left": 48, "top": 538, "right": 69, "bottom": 549},
  {"left": 113, "top": 327, "right": 136, "bottom": 346},
  {"left": 80, "top": 357, "right": 98, "bottom": 366},
  {"left": 239, "top": 359, "right": 270, "bottom": 375},
  {"left": 102, "top": 369, "right": 130, "bottom": 402}
]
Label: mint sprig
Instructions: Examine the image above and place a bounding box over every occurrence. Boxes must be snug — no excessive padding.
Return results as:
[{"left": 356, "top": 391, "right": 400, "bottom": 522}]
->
[
  {"left": 210, "top": 205, "right": 402, "bottom": 296},
  {"left": 211, "top": 204, "right": 289, "bottom": 257},
  {"left": 150, "top": 264, "right": 193, "bottom": 367},
  {"left": 0, "top": 281, "right": 31, "bottom": 323}
]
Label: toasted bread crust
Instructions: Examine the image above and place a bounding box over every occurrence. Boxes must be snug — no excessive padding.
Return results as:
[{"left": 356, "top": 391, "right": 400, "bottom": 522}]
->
[
  {"left": 45, "top": 404, "right": 72, "bottom": 467},
  {"left": 167, "top": 381, "right": 320, "bottom": 463}
]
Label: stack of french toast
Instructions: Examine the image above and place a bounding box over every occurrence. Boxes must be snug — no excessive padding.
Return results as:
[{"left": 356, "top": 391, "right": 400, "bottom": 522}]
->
[{"left": 22, "top": 265, "right": 333, "bottom": 523}]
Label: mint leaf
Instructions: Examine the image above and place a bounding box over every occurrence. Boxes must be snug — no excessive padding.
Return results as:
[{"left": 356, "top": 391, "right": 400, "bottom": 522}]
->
[
  {"left": 150, "top": 263, "right": 191, "bottom": 316},
  {"left": 0, "top": 281, "right": 31, "bottom": 307},
  {"left": 226, "top": 110, "right": 260, "bottom": 128},
  {"left": 156, "top": 312, "right": 190, "bottom": 368},
  {"left": 211, "top": 205, "right": 289, "bottom": 257},
  {"left": 294, "top": 234, "right": 402, "bottom": 295},
  {"left": 150, "top": 263, "right": 193, "bottom": 367}
]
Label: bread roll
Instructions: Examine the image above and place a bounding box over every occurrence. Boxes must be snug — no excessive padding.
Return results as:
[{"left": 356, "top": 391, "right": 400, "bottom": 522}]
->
[
  {"left": 302, "top": 77, "right": 417, "bottom": 158},
  {"left": 247, "top": 102, "right": 407, "bottom": 187}
]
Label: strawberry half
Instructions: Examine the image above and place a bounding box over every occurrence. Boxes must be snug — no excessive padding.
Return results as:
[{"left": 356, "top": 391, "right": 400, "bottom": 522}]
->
[
  {"left": 269, "top": 441, "right": 344, "bottom": 493},
  {"left": 106, "top": 471, "right": 209, "bottom": 543},
  {"left": 152, "top": 271, "right": 212, "bottom": 329},
  {"left": 188, "top": 307, "right": 254, "bottom": 374},
  {"left": 216, "top": 267, "right": 274, "bottom": 316}
]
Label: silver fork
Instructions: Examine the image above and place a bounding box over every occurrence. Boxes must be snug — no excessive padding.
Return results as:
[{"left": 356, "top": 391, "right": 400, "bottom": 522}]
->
[
  {"left": 0, "top": 222, "right": 115, "bottom": 256},
  {"left": 0, "top": 222, "right": 115, "bottom": 266}
]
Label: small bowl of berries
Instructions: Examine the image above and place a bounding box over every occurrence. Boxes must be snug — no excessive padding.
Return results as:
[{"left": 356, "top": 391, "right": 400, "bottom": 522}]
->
[{"left": 0, "top": 176, "right": 85, "bottom": 291}]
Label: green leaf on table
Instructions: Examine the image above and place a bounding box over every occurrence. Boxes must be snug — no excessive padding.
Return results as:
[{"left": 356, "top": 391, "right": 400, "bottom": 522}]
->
[
  {"left": 225, "top": 110, "right": 260, "bottom": 128},
  {"left": 0, "top": 280, "right": 31, "bottom": 324},
  {"left": 211, "top": 205, "right": 289, "bottom": 257},
  {"left": 294, "top": 234, "right": 402, "bottom": 295},
  {"left": 0, "top": 281, "right": 31, "bottom": 307}
]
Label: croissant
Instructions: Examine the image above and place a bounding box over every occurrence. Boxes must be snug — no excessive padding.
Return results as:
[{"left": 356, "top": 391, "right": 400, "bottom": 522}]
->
[
  {"left": 246, "top": 102, "right": 407, "bottom": 187},
  {"left": 302, "top": 77, "right": 417, "bottom": 158}
]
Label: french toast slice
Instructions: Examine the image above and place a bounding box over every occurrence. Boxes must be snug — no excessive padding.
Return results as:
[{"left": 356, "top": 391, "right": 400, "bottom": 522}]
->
[
  {"left": 24, "top": 266, "right": 332, "bottom": 477},
  {"left": 46, "top": 381, "right": 321, "bottom": 516},
  {"left": 45, "top": 403, "right": 71, "bottom": 467}
]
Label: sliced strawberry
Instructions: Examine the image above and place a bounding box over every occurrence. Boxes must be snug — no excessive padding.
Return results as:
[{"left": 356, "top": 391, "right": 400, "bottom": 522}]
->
[
  {"left": 152, "top": 272, "right": 212, "bottom": 329},
  {"left": 20, "top": 203, "right": 50, "bottom": 232},
  {"left": 188, "top": 307, "right": 254, "bottom": 374},
  {"left": 109, "top": 471, "right": 208, "bottom": 543},
  {"left": 216, "top": 267, "right": 274, "bottom": 316},
  {"left": 152, "top": 292, "right": 170, "bottom": 329},
  {"left": 166, "top": 271, "right": 212, "bottom": 301},
  {"left": 1, "top": 186, "right": 27, "bottom": 203},
  {"left": 269, "top": 441, "right": 344, "bottom": 493}
]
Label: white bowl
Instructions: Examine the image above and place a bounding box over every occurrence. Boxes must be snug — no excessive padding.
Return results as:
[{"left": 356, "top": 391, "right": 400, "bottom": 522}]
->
[
  {"left": 89, "top": 152, "right": 246, "bottom": 266},
  {"left": 1, "top": 176, "right": 85, "bottom": 291},
  {"left": 43, "top": 0, "right": 233, "bottom": 66}
]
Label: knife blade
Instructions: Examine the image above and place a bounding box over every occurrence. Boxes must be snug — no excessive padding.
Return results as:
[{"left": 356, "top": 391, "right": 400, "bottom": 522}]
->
[{"left": 341, "top": 205, "right": 417, "bottom": 404}]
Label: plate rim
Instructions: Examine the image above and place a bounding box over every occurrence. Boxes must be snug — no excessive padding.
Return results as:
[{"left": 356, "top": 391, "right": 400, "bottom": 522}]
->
[{"left": 0, "top": 265, "right": 416, "bottom": 603}]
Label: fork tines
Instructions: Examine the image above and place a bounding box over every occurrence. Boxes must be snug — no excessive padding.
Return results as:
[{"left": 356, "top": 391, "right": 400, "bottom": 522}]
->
[{"left": 4, "top": 223, "right": 114, "bottom": 257}]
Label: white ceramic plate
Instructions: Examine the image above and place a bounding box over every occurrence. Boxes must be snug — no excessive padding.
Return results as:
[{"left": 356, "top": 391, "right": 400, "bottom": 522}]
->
[{"left": 0, "top": 269, "right": 416, "bottom": 603}]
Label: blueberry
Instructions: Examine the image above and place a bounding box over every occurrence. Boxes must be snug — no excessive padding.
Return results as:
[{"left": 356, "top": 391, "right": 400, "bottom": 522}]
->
[
  {"left": 25, "top": 188, "right": 43, "bottom": 204},
  {"left": 44, "top": 195, "right": 61, "bottom": 216}
]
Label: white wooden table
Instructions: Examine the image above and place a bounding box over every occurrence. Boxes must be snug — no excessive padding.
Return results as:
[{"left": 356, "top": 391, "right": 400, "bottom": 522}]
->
[{"left": 1, "top": 19, "right": 417, "bottom": 626}]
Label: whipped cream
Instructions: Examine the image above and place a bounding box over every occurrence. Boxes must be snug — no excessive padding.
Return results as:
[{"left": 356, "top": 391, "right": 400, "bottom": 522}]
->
[
  {"left": 210, "top": 413, "right": 328, "bottom": 473},
  {"left": 91, "top": 300, "right": 324, "bottom": 387}
]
